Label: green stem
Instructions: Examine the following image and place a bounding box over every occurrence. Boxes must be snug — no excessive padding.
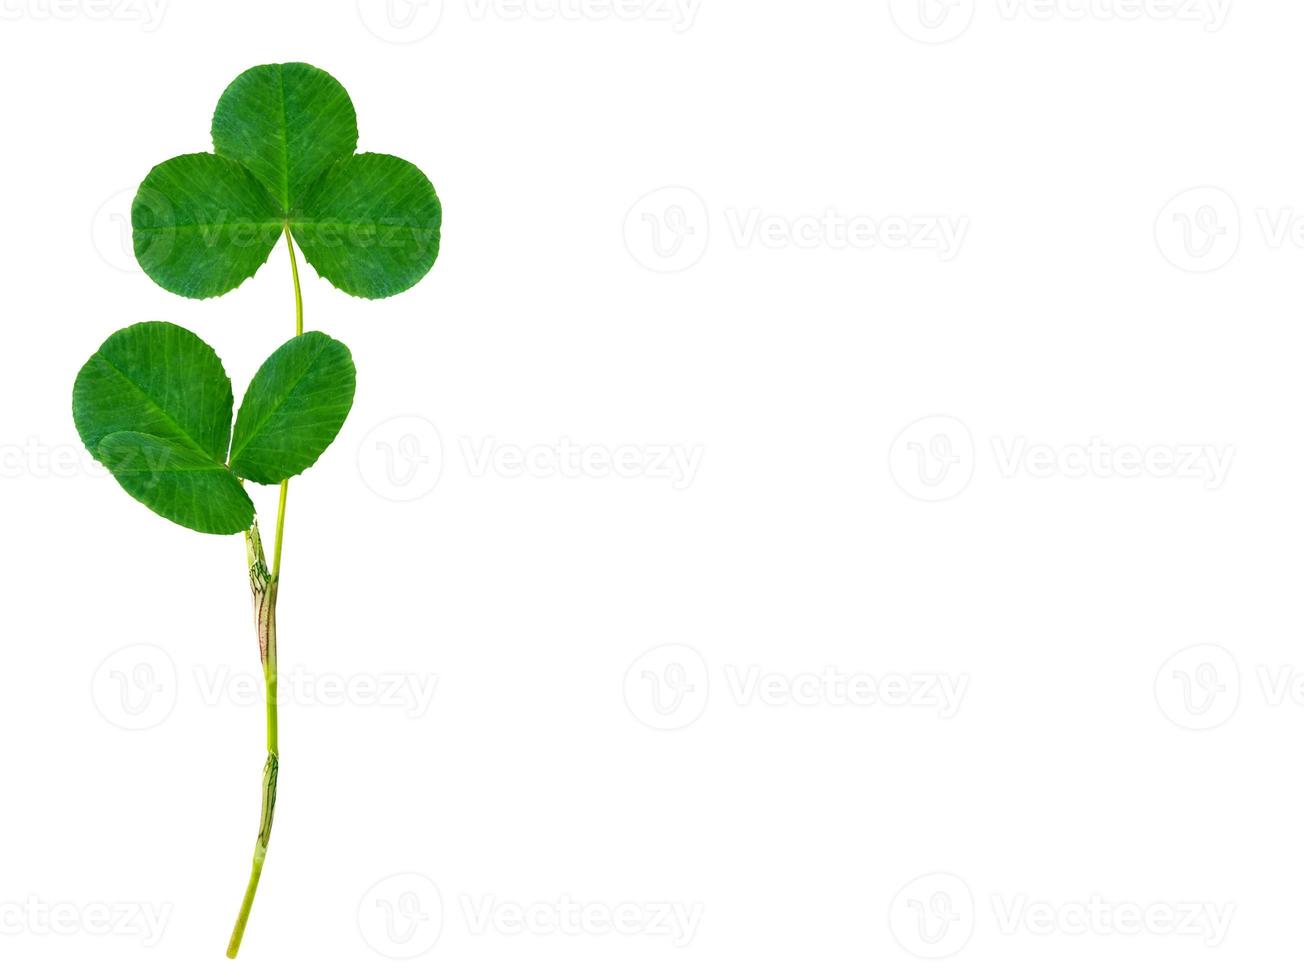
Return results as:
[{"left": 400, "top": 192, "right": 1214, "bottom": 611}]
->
[
  {"left": 286, "top": 221, "right": 304, "bottom": 339},
  {"left": 226, "top": 229, "right": 303, "bottom": 959}
]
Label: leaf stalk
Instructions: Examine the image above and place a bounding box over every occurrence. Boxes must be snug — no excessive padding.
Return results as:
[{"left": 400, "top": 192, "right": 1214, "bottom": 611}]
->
[{"left": 226, "top": 230, "right": 303, "bottom": 958}]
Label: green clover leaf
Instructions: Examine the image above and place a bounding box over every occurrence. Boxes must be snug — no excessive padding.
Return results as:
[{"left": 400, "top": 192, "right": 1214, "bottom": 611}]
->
[
  {"left": 133, "top": 62, "right": 441, "bottom": 301},
  {"left": 133, "top": 154, "right": 285, "bottom": 300},
  {"left": 72, "top": 321, "right": 254, "bottom": 534},
  {"left": 293, "top": 153, "right": 442, "bottom": 298},
  {"left": 96, "top": 432, "right": 256, "bottom": 536},
  {"left": 230, "top": 331, "right": 358, "bottom": 485},
  {"left": 212, "top": 62, "right": 359, "bottom": 214}
]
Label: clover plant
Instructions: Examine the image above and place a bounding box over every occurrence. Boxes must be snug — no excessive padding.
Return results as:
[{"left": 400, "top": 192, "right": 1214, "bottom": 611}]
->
[{"left": 71, "top": 62, "right": 441, "bottom": 958}]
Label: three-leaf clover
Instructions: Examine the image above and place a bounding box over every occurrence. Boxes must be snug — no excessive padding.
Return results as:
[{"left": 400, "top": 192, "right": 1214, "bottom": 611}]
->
[
  {"left": 71, "top": 63, "right": 441, "bottom": 959},
  {"left": 134, "top": 61, "right": 441, "bottom": 300}
]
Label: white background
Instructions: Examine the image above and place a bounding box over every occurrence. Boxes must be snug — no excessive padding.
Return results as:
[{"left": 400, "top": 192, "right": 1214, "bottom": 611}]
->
[{"left": 0, "top": 0, "right": 1295, "bottom": 975}]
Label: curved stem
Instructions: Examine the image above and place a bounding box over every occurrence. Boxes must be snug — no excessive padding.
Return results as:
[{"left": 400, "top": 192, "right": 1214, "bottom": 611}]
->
[
  {"left": 286, "top": 221, "right": 304, "bottom": 339},
  {"left": 271, "top": 223, "right": 300, "bottom": 587},
  {"left": 227, "top": 228, "right": 304, "bottom": 958}
]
